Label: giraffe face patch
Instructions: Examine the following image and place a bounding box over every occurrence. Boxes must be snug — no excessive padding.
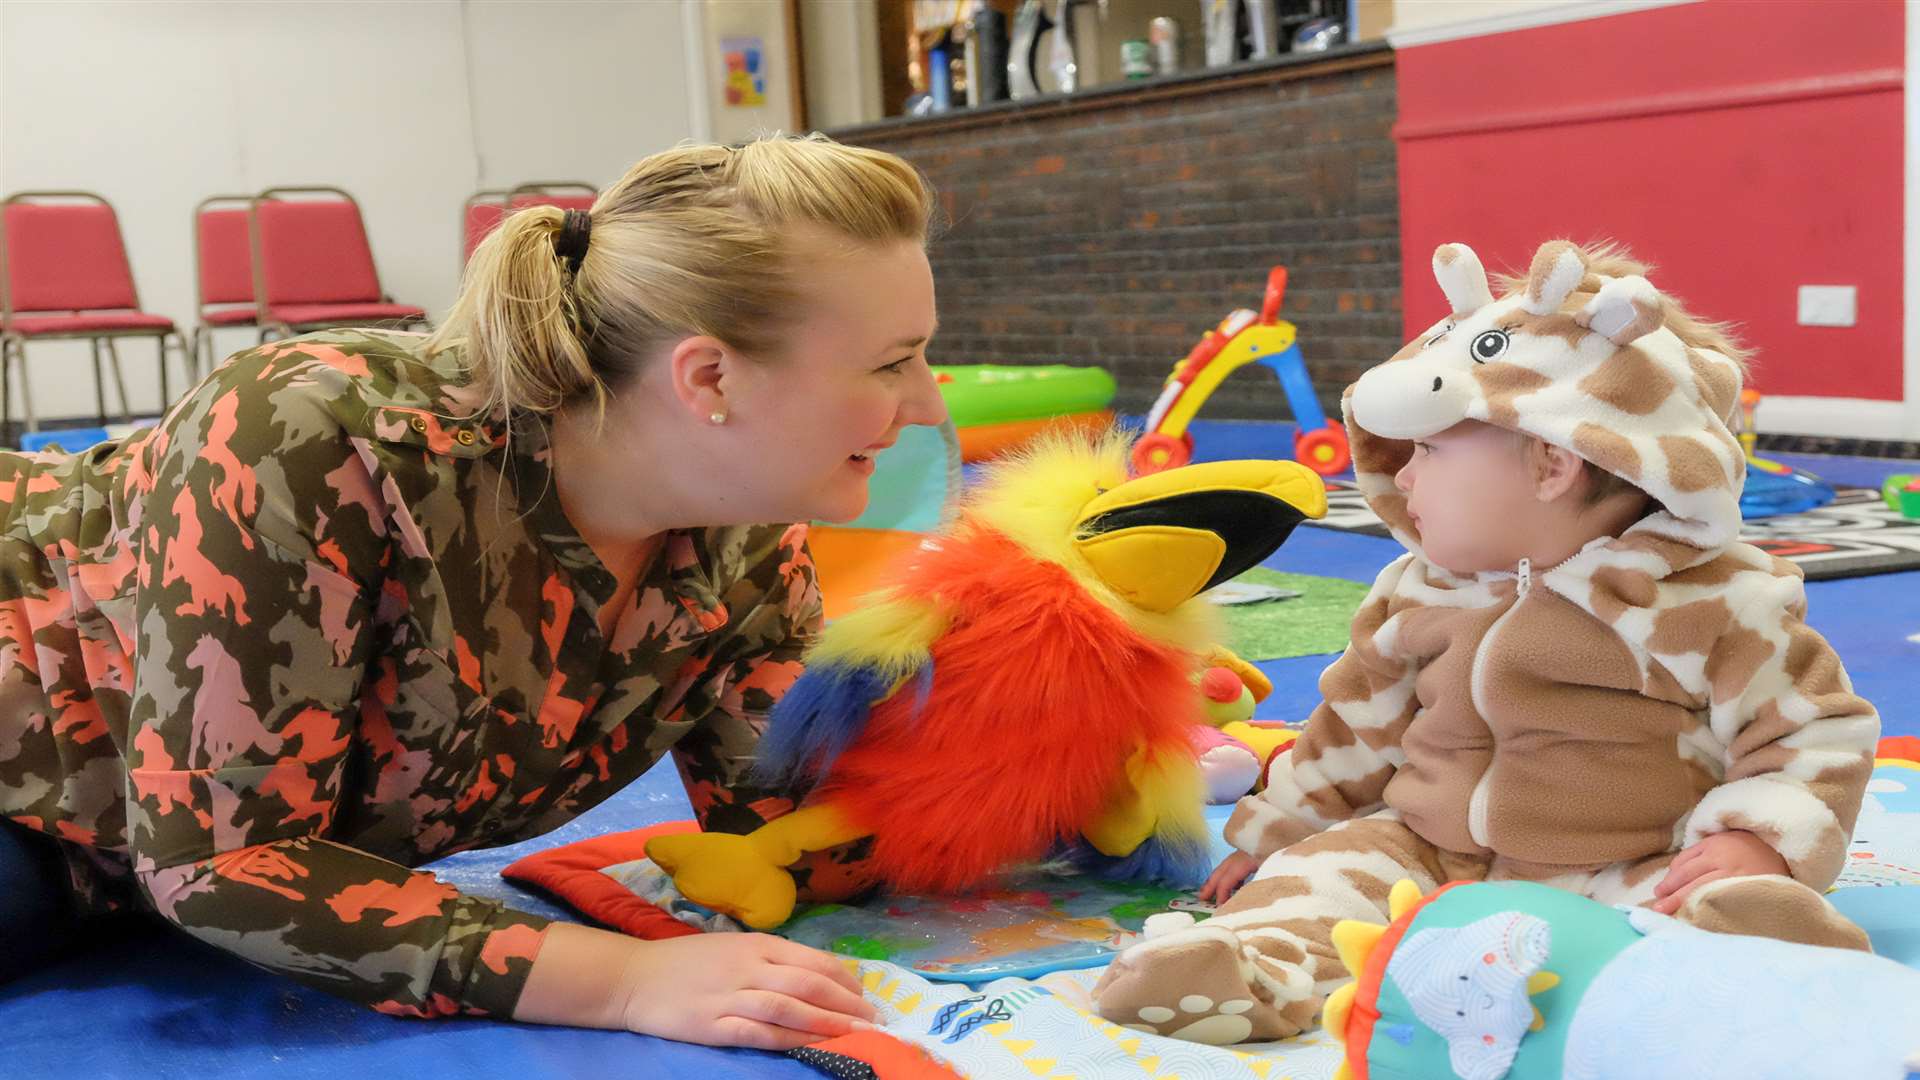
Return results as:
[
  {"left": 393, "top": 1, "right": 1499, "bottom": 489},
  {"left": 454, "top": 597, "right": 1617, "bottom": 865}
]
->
[{"left": 1353, "top": 306, "right": 1522, "bottom": 440}]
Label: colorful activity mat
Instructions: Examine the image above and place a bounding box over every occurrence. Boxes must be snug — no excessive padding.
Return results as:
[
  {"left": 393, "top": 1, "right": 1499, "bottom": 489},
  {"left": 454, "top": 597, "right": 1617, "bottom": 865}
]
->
[
  {"left": 515, "top": 738, "right": 1920, "bottom": 989},
  {"left": 501, "top": 739, "right": 1920, "bottom": 1079},
  {"left": 595, "top": 854, "right": 1213, "bottom": 983},
  {"left": 1313, "top": 483, "right": 1920, "bottom": 582}
]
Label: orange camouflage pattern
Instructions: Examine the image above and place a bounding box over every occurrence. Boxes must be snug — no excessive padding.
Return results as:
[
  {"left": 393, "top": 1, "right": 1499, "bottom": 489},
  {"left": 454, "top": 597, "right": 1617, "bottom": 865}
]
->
[{"left": 0, "top": 329, "right": 831, "bottom": 1016}]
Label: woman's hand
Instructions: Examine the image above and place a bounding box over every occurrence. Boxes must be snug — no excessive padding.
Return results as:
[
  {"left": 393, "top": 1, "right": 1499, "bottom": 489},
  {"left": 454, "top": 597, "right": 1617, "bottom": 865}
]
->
[
  {"left": 516, "top": 922, "right": 878, "bottom": 1050},
  {"left": 617, "top": 932, "right": 879, "bottom": 1049},
  {"left": 1198, "top": 850, "right": 1261, "bottom": 905}
]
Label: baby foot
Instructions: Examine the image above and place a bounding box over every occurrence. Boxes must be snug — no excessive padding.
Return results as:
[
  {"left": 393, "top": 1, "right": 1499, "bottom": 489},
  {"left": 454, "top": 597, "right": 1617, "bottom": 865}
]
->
[{"left": 1092, "top": 914, "right": 1315, "bottom": 1045}]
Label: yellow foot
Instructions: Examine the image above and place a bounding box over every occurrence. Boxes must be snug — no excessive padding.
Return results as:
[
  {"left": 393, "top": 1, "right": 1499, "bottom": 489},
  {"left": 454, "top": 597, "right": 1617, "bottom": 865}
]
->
[{"left": 645, "top": 832, "right": 799, "bottom": 930}]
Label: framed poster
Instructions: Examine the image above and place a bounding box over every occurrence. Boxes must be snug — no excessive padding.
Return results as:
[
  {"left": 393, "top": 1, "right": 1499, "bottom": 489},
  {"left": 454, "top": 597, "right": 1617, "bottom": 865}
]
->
[{"left": 699, "top": 0, "right": 806, "bottom": 140}]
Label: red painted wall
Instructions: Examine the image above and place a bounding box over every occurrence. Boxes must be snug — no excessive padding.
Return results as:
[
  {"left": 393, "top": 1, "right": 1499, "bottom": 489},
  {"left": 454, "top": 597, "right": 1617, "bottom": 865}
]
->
[{"left": 1394, "top": 0, "right": 1904, "bottom": 400}]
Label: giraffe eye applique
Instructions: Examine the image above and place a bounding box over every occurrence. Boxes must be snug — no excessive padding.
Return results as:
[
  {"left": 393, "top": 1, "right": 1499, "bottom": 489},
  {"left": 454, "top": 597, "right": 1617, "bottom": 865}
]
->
[
  {"left": 1424, "top": 321, "right": 1455, "bottom": 349},
  {"left": 1470, "top": 329, "right": 1510, "bottom": 363}
]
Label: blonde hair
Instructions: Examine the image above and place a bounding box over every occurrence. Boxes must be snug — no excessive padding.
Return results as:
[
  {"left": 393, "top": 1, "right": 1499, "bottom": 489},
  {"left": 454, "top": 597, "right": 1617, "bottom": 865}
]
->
[{"left": 429, "top": 134, "right": 934, "bottom": 419}]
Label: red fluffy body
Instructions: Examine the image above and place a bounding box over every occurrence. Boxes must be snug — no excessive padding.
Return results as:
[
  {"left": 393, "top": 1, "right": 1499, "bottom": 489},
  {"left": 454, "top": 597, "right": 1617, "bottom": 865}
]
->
[{"left": 812, "top": 524, "right": 1202, "bottom": 894}]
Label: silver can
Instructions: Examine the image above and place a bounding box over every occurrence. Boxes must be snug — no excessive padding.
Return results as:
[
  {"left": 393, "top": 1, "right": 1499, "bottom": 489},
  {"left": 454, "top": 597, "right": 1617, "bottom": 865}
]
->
[{"left": 1149, "top": 16, "right": 1181, "bottom": 75}]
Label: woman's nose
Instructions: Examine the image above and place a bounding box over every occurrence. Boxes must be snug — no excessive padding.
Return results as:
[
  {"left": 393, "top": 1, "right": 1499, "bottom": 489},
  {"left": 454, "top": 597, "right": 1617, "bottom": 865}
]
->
[{"left": 901, "top": 365, "right": 949, "bottom": 428}]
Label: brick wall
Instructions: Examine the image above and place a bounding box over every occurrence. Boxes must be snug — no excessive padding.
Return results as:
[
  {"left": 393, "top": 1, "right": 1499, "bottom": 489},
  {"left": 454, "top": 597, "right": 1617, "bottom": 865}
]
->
[{"left": 834, "top": 47, "right": 1400, "bottom": 421}]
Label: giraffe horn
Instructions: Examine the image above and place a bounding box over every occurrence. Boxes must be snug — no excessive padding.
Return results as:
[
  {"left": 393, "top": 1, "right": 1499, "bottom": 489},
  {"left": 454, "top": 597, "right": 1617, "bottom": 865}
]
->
[
  {"left": 1521, "top": 239, "right": 1589, "bottom": 315},
  {"left": 1332, "top": 919, "right": 1387, "bottom": 979},
  {"left": 1432, "top": 243, "right": 1493, "bottom": 315},
  {"left": 1388, "top": 879, "right": 1424, "bottom": 921},
  {"left": 1527, "top": 970, "right": 1561, "bottom": 994}
]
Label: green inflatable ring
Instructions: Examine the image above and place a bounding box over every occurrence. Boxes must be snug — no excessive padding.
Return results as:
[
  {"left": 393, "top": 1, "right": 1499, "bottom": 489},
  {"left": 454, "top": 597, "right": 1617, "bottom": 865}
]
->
[{"left": 934, "top": 365, "right": 1117, "bottom": 429}]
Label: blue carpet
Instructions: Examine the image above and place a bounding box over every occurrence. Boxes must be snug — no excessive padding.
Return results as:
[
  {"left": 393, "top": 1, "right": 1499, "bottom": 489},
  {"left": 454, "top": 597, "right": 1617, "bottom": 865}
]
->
[{"left": 6, "top": 419, "right": 1912, "bottom": 1077}]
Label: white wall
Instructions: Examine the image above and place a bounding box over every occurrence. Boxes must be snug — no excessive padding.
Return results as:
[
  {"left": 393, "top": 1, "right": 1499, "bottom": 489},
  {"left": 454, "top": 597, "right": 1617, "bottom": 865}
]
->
[
  {"left": 1386, "top": 0, "right": 1694, "bottom": 45},
  {"left": 802, "top": 0, "right": 882, "bottom": 131},
  {"left": 0, "top": 0, "right": 698, "bottom": 424}
]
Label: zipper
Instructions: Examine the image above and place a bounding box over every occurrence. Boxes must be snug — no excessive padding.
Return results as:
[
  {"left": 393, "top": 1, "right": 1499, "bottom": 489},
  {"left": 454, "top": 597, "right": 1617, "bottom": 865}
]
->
[{"left": 1515, "top": 556, "right": 1532, "bottom": 598}]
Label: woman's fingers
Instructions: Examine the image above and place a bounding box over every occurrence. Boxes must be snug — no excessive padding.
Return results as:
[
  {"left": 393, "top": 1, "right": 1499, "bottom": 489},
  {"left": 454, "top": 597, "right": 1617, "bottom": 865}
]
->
[
  {"left": 704, "top": 1015, "right": 828, "bottom": 1052},
  {"left": 733, "top": 989, "right": 875, "bottom": 1039},
  {"left": 759, "top": 965, "right": 878, "bottom": 1024},
  {"left": 758, "top": 936, "right": 867, "bottom": 996}
]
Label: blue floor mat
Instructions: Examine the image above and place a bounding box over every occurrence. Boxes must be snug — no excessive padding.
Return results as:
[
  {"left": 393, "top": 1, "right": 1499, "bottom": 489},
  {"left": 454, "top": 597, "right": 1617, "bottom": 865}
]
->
[{"left": 7, "top": 419, "right": 1914, "bottom": 1077}]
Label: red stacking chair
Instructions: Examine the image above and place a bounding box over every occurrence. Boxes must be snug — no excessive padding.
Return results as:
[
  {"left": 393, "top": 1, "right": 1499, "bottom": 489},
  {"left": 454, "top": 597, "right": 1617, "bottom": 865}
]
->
[
  {"left": 192, "top": 194, "right": 257, "bottom": 375},
  {"left": 462, "top": 181, "right": 597, "bottom": 266},
  {"left": 0, "top": 191, "right": 192, "bottom": 435},
  {"left": 462, "top": 189, "right": 510, "bottom": 268},
  {"left": 249, "top": 186, "right": 428, "bottom": 340}
]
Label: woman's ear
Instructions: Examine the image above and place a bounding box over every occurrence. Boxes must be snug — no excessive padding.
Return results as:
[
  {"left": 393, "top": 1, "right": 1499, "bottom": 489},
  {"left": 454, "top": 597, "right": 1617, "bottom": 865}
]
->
[
  {"left": 666, "top": 335, "right": 734, "bottom": 422},
  {"left": 1532, "top": 441, "right": 1586, "bottom": 503}
]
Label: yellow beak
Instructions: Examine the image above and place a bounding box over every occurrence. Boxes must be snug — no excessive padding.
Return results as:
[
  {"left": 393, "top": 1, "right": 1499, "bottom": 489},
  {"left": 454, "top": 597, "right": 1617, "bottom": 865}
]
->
[{"left": 1071, "top": 459, "right": 1328, "bottom": 614}]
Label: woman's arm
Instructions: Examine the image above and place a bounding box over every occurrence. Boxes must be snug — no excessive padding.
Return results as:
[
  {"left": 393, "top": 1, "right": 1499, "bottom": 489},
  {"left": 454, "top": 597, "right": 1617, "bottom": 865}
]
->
[
  {"left": 124, "top": 356, "right": 545, "bottom": 1016},
  {"left": 665, "top": 526, "right": 878, "bottom": 901}
]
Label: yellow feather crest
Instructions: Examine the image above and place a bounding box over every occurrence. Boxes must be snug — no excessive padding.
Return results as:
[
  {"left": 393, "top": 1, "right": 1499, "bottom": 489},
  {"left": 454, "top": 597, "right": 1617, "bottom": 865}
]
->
[
  {"left": 962, "top": 427, "right": 1221, "bottom": 652},
  {"left": 808, "top": 592, "right": 949, "bottom": 675}
]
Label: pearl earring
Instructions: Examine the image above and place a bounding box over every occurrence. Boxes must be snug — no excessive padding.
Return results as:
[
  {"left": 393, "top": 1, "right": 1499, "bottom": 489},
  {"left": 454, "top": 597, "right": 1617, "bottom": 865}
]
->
[{"left": 709, "top": 411, "right": 728, "bottom": 426}]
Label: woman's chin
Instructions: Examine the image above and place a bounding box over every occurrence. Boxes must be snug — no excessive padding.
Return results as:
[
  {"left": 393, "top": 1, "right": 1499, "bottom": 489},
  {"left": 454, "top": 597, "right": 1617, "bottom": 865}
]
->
[{"left": 808, "top": 481, "right": 871, "bottom": 525}]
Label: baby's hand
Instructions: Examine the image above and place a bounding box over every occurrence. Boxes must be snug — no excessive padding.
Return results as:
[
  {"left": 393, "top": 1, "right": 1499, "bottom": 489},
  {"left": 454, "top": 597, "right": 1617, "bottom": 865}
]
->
[
  {"left": 1198, "top": 851, "right": 1260, "bottom": 904},
  {"left": 1649, "top": 830, "right": 1789, "bottom": 915}
]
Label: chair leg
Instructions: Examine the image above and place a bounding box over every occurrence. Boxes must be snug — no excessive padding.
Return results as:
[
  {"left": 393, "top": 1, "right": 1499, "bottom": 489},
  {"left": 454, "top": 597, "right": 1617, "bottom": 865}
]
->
[
  {"left": 14, "top": 340, "right": 37, "bottom": 434},
  {"left": 157, "top": 335, "right": 171, "bottom": 410},
  {"left": 0, "top": 339, "right": 14, "bottom": 447},
  {"left": 104, "top": 338, "right": 134, "bottom": 425},
  {"left": 88, "top": 339, "right": 109, "bottom": 425}
]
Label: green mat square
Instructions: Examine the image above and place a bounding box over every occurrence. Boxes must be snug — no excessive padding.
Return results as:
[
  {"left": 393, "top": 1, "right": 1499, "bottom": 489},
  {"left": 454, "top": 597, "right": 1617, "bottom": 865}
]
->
[{"left": 1214, "top": 567, "right": 1368, "bottom": 662}]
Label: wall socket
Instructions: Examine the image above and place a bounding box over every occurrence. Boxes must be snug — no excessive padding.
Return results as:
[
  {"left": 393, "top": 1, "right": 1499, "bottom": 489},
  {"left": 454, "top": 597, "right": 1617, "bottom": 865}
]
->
[{"left": 1797, "top": 285, "right": 1857, "bottom": 327}]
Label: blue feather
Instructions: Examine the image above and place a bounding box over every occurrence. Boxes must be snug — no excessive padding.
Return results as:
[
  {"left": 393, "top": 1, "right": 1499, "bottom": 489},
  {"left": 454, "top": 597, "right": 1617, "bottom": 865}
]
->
[
  {"left": 1059, "top": 830, "right": 1212, "bottom": 890},
  {"left": 752, "top": 663, "right": 897, "bottom": 787},
  {"left": 908, "top": 661, "right": 935, "bottom": 721}
]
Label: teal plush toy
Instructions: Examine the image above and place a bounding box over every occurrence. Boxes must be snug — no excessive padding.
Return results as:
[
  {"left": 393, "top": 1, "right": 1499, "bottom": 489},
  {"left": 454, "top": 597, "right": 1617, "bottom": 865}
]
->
[{"left": 1322, "top": 880, "right": 1920, "bottom": 1080}]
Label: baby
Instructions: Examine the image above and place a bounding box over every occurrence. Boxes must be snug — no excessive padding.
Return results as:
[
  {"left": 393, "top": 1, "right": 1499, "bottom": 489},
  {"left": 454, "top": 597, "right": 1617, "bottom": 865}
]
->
[{"left": 1095, "top": 240, "right": 1881, "bottom": 1045}]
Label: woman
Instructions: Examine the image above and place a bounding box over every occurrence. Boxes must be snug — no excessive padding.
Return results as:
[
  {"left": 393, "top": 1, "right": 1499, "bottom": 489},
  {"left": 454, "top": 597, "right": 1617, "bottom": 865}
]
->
[{"left": 0, "top": 135, "right": 947, "bottom": 1051}]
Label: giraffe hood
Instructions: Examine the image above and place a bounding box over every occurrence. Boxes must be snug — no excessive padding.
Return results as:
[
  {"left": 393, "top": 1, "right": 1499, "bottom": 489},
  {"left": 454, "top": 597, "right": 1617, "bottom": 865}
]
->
[{"left": 1346, "top": 240, "right": 1747, "bottom": 560}]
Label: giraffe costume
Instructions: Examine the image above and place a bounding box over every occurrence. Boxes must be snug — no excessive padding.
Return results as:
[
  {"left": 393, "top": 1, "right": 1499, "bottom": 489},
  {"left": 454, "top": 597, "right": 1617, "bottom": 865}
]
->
[{"left": 1093, "top": 240, "right": 1882, "bottom": 1046}]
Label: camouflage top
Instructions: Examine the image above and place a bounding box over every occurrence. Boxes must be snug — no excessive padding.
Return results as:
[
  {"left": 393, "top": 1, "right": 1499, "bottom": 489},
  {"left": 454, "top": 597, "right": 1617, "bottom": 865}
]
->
[{"left": 0, "top": 330, "right": 825, "bottom": 1017}]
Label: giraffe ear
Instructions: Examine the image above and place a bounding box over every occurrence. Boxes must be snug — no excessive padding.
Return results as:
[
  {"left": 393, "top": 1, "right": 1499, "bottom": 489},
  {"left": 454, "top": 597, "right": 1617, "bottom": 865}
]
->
[
  {"left": 1521, "top": 240, "right": 1588, "bottom": 315},
  {"left": 1432, "top": 243, "right": 1494, "bottom": 315},
  {"left": 1576, "top": 275, "right": 1665, "bottom": 345}
]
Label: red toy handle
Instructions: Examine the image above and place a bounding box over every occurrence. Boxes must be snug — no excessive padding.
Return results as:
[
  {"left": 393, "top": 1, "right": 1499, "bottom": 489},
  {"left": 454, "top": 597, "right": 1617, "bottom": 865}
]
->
[{"left": 1260, "top": 266, "right": 1288, "bottom": 324}]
